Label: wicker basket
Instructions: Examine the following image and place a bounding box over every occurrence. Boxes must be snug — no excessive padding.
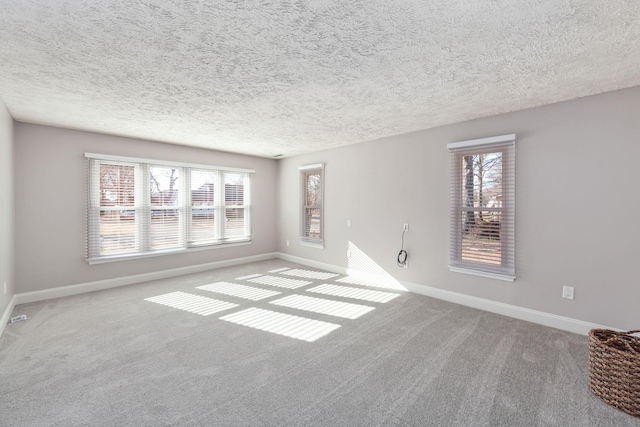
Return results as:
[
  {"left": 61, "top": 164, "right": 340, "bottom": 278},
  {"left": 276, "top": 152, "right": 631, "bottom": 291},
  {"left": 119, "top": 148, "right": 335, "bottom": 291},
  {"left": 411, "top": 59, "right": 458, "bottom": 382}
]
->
[{"left": 588, "top": 329, "right": 640, "bottom": 417}]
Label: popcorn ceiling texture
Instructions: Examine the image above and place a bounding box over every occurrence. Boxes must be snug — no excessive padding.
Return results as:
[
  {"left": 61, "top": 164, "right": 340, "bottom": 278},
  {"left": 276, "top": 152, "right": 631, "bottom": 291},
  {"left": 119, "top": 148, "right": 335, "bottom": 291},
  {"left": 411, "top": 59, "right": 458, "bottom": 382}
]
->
[{"left": 0, "top": 0, "right": 639, "bottom": 157}]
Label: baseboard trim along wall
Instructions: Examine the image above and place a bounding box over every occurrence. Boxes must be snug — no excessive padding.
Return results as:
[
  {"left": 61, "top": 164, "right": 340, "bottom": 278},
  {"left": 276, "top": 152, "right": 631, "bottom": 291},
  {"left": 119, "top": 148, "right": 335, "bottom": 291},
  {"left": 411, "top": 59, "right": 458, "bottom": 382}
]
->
[
  {"left": 5, "top": 251, "right": 611, "bottom": 338},
  {"left": 0, "top": 295, "right": 17, "bottom": 338},
  {"left": 14, "top": 252, "right": 279, "bottom": 306},
  {"left": 276, "top": 253, "right": 612, "bottom": 336}
]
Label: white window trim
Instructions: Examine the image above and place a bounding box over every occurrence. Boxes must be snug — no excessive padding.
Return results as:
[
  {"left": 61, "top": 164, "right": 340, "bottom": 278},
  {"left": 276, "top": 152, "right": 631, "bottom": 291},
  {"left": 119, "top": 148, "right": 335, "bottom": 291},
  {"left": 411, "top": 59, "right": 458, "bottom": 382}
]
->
[
  {"left": 447, "top": 134, "right": 516, "bottom": 281},
  {"left": 299, "top": 163, "right": 325, "bottom": 248},
  {"left": 84, "top": 153, "right": 255, "bottom": 174},
  {"left": 86, "top": 153, "right": 253, "bottom": 263},
  {"left": 448, "top": 266, "right": 515, "bottom": 282}
]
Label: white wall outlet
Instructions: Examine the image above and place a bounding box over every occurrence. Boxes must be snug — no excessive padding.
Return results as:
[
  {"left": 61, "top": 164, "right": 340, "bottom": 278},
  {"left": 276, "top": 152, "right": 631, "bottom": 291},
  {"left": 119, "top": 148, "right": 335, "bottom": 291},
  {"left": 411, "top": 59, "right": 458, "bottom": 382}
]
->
[
  {"left": 10, "top": 314, "right": 27, "bottom": 323},
  {"left": 347, "top": 250, "right": 352, "bottom": 258},
  {"left": 402, "top": 259, "right": 408, "bottom": 269},
  {"left": 403, "top": 223, "right": 409, "bottom": 231},
  {"left": 347, "top": 219, "right": 351, "bottom": 227},
  {"left": 286, "top": 240, "right": 290, "bottom": 247},
  {"left": 562, "top": 286, "right": 574, "bottom": 300}
]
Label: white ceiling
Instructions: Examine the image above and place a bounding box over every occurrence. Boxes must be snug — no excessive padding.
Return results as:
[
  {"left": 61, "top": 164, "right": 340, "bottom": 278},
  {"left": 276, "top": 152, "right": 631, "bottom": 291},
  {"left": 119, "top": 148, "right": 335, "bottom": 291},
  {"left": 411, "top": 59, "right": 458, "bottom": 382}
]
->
[{"left": 0, "top": 1, "right": 639, "bottom": 158}]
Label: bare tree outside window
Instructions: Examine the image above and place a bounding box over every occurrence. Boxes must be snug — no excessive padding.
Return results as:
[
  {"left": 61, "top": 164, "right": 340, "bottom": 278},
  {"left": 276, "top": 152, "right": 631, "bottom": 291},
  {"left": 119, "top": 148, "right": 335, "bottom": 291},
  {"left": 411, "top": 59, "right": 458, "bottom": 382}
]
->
[
  {"left": 304, "top": 172, "right": 322, "bottom": 239},
  {"left": 299, "top": 165, "right": 324, "bottom": 246},
  {"left": 460, "top": 150, "right": 504, "bottom": 265}
]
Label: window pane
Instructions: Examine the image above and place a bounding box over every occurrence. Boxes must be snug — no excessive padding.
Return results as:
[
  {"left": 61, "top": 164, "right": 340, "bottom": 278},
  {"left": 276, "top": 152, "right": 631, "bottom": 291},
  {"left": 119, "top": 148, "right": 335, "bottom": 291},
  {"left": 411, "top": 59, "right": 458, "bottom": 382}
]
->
[
  {"left": 191, "top": 170, "right": 215, "bottom": 206},
  {"left": 224, "top": 173, "right": 244, "bottom": 206},
  {"left": 462, "top": 152, "right": 502, "bottom": 209},
  {"left": 305, "top": 208, "right": 321, "bottom": 238},
  {"left": 305, "top": 173, "right": 321, "bottom": 206},
  {"left": 99, "top": 164, "right": 134, "bottom": 207},
  {"left": 460, "top": 210, "right": 502, "bottom": 265},
  {"left": 150, "top": 167, "right": 181, "bottom": 249},
  {"left": 150, "top": 167, "right": 179, "bottom": 206},
  {"left": 225, "top": 208, "right": 245, "bottom": 237},
  {"left": 459, "top": 151, "right": 504, "bottom": 266},
  {"left": 99, "top": 210, "right": 137, "bottom": 254},
  {"left": 150, "top": 209, "right": 181, "bottom": 249},
  {"left": 191, "top": 210, "right": 216, "bottom": 242}
]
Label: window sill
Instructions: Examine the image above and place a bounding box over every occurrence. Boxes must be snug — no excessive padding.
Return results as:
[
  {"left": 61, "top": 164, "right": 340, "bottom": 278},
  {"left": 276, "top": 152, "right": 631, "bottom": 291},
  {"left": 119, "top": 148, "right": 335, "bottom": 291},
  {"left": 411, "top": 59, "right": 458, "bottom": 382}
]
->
[
  {"left": 299, "top": 239, "right": 324, "bottom": 249},
  {"left": 86, "top": 240, "right": 252, "bottom": 265},
  {"left": 449, "top": 266, "right": 515, "bottom": 282}
]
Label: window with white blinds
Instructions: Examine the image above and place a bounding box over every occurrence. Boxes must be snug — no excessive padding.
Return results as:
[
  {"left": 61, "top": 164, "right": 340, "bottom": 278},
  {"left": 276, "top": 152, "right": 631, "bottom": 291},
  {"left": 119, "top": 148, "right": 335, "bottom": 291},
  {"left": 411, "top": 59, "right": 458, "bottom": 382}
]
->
[
  {"left": 299, "top": 164, "right": 324, "bottom": 248},
  {"left": 86, "top": 154, "right": 253, "bottom": 263},
  {"left": 448, "top": 135, "right": 515, "bottom": 281}
]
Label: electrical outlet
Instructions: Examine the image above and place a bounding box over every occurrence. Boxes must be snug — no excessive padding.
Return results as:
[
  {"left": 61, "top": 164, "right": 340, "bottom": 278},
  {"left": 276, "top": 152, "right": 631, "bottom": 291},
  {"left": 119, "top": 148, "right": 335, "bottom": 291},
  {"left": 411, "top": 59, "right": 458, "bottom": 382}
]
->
[
  {"left": 10, "top": 314, "right": 27, "bottom": 323},
  {"left": 286, "top": 240, "right": 290, "bottom": 247},
  {"left": 403, "top": 223, "right": 409, "bottom": 231},
  {"left": 562, "top": 286, "right": 574, "bottom": 300},
  {"left": 402, "top": 259, "right": 408, "bottom": 269},
  {"left": 347, "top": 219, "right": 351, "bottom": 227}
]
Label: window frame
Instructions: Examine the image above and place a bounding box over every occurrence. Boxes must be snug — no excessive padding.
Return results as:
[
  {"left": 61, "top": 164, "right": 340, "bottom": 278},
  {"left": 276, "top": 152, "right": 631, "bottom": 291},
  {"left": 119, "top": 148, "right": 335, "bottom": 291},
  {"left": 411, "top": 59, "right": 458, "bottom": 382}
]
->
[
  {"left": 86, "top": 153, "right": 253, "bottom": 264},
  {"left": 299, "top": 163, "right": 324, "bottom": 248},
  {"left": 448, "top": 134, "right": 516, "bottom": 281}
]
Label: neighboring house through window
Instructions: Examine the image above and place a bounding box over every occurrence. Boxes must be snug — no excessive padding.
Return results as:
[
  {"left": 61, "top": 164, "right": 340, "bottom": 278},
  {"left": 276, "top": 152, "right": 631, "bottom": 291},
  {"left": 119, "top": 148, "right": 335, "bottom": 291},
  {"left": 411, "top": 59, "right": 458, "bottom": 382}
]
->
[
  {"left": 448, "top": 134, "right": 515, "bottom": 281},
  {"left": 86, "top": 153, "right": 252, "bottom": 263},
  {"left": 299, "top": 164, "right": 324, "bottom": 248}
]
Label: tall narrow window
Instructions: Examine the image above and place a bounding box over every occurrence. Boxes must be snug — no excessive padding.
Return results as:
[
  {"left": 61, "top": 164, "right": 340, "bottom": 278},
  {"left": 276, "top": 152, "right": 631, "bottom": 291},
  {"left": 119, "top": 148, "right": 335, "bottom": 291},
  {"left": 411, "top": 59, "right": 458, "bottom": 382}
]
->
[
  {"left": 223, "top": 172, "right": 251, "bottom": 240},
  {"left": 149, "top": 166, "right": 184, "bottom": 250},
  {"left": 86, "top": 153, "right": 253, "bottom": 263},
  {"left": 299, "top": 164, "right": 324, "bottom": 248},
  {"left": 90, "top": 162, "right": 138, "bottom": 256},
  {"left": 190, "top": 169, "right": 217, "bottom": 245},
  {"left": 448, "top": 135, "right": 515, "bottom": 281}
]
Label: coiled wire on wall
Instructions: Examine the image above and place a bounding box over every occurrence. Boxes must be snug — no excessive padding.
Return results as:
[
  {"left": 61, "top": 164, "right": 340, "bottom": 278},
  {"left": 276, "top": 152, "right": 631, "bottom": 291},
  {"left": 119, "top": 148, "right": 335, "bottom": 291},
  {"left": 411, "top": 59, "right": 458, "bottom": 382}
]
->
[{"left": 397, "top": 227, "right": 408, "bottom": 267}]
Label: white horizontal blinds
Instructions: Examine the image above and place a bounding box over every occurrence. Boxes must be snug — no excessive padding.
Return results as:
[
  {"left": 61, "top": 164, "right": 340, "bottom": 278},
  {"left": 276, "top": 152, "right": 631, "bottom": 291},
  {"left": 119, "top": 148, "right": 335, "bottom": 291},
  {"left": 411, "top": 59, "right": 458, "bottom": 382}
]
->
[
  {"left": 300, "top": 165, "right": 323, "bottom": 244},
  {"left": 223, "top": 172, "right": 250, "bottom": 241},
  {"left": 86, "top": 153, "right": 253, "bottom": 262},
  {"left": 147, "top": 166, "right": 184, "bottom": 250},
  {"left": 449, "top": 136, "right": 515, "bottom": 277},
  {"left": 190, "top": 169, "right": 217, "bottom": 245},
  {"left": 87, "top": 159, "right": 139, "bottom": 258}
]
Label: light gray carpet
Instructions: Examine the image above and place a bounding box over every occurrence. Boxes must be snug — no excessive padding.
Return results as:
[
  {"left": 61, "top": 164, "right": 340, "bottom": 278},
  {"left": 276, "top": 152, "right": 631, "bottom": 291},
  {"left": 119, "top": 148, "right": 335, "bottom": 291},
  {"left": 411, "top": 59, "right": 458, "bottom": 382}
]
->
[{"left": 1, "top": 259, "right": 638, "bottom": 426}]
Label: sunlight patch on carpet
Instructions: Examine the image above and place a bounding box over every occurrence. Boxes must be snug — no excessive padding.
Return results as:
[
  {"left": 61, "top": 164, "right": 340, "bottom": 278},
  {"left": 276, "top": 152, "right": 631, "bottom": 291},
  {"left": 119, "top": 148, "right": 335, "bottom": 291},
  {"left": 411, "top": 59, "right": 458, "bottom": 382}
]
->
[
  {"left": 248, "top": 275, "right": 312, "bottom": 289},
  {"left": 145, "top": 292, "right": 238, "bottom": 316},
  {"left": 197, "top": 282, "right": 281, "bottom": 301},
  {"left": 270, "top": 294, "right": 375, "bottom": 319},
  {"left": 306, "top": 284, "right": 400, "bottom": 303},
  {"left": 280, "top": 269, "right": 340, "bottom": 280},
  {"left": 220, "top": 308, "right": 340, "bottom": 342},
  {"left": 235, "top": 274, "right": 263, "bottom": 280},
  {"left": 336, "top": 275, "right": 406, "bottom": 291}
]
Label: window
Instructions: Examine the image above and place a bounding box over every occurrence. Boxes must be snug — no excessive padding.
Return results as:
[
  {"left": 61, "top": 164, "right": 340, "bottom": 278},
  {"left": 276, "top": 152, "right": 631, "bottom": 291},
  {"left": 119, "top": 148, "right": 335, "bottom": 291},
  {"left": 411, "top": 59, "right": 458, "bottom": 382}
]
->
[
  {"left": 448, "top": 134, "right": 515, "bottom": 281},
  {"left": 299, "top": 164, "right": 324, "bottom": 248},
  {"left": 86, "top": 153, "right": 252, "bottom": 263}
]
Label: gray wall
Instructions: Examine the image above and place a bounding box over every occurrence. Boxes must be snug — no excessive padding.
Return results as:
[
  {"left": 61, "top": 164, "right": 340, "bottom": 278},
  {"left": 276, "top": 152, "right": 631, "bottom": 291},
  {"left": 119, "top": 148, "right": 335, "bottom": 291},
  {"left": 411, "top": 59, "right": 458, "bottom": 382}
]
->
[
  {"left": 14, "top": 124, "right": 278, "bottom": 293},
  {"left": 277, "top": 86, "right": 640, "bottom": 330},
  {"left": 0, "top": 99, "right": 14, "bottom": 315}
]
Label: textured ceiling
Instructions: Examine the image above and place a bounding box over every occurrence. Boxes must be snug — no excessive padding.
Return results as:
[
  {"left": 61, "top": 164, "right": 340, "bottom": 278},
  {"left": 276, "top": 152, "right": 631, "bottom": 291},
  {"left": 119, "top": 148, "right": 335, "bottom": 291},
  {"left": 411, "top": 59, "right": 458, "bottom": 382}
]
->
[{"left": 0, "top": 1, "right": 639, "bottom": 158}]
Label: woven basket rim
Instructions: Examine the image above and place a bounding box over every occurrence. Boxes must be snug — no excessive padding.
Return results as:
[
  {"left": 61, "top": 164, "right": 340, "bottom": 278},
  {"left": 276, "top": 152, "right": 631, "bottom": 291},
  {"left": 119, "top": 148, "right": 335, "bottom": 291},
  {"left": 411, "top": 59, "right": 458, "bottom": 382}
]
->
[{"left": 589, "top": 328, "right": 640, "bottom": 357}]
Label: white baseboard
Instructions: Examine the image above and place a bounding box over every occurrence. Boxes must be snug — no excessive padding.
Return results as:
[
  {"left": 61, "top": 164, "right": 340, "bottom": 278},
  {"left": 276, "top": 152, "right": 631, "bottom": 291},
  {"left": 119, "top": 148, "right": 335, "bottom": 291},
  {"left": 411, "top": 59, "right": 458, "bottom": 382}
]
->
[
  {"left": 276, "top": 253, "right": 347, "bottom": 276},
  {"left": 276, "top": 253, "right": 611, "bottom": 336},
  {"left": 14, "top": 252, "right": 279, "bottom": 306},
  {"left": 400, "top": 281, "right": 609, "bottom": 336},
  {"left": 7, "top": 251, "right": 611, "bottom": 337},
  {"left": 1, "top": 294, "right": 17, "bottom": 338}
]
